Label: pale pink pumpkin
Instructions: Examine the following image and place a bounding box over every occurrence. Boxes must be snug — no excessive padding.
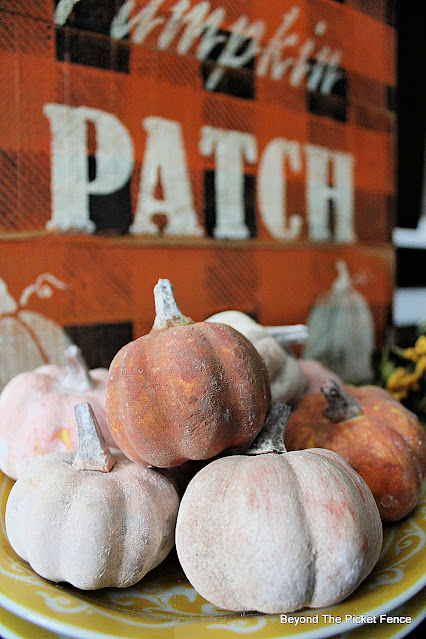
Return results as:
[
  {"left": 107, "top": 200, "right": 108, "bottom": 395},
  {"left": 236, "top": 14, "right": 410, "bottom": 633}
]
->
[
  {"left": 0, "top": 346, "right": 114, "bottom": 480},
  {"left": 298, "top": 359, "right": 342, "bottom": 398},
  {"left": 5, "top": 403, "right": 180, "bottom": 590},
  {"left": 176, "top": 403, "right": 383, "bottom": 614}
]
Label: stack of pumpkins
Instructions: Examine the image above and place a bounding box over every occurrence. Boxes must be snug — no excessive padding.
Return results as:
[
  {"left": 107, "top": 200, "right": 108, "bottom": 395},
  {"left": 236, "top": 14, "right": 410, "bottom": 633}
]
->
[{"left": 1, "top": 279, "right": 425, "bottom": 614}]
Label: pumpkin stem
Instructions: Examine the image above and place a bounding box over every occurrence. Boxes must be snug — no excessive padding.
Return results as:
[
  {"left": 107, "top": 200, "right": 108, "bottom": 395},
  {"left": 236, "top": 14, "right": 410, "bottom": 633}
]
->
[
  {"left": 247, "top": 403, "right": 290, "bottom": 455},
  {"left": 332, "top": 259, "right": 352, "bottom": 294},
  {"left": 64, "top": 345, "right": 95, "bottom": 392},
  {"left": 151, "top": 278, "right": 193, "bottom": 331},
  {"left": 321, "top": 380, "right": 362, "bottom": 422},
  {"left": 72, "top": 402, "right": 116, "bottom": 472}
]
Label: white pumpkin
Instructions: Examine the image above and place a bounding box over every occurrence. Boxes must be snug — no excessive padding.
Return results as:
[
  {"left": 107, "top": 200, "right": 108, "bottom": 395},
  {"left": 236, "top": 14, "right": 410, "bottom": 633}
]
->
[
  {"left": 176, "top": 403, "right": 383, "bottom": 613},
  {"left": 5, "top": 403, "right": 180, "bottom": 590},
  {"left": 303, "top": 260, "right": 375, "bottom": 383},
  {"left": 0, "top": 275, "right": 72, "bottom": 392}
]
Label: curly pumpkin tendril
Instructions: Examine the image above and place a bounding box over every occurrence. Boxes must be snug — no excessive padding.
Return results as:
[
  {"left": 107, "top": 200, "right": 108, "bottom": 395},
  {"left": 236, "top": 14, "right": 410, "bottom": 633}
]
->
[{"left": 386, "top": 336, "right": 426, "bottom": 403}]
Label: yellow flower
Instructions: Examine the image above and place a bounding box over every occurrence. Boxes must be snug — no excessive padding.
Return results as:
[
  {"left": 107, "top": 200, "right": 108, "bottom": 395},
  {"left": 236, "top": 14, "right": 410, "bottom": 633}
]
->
[
  {"left": 386, "top": 368, "right": 410, "bottom": 400},
  {"left": 404, "top": 335, "right": 426, "bottom": 361},
  {"left": 386, "top": 356, "right": 426, "bottom": 401}
]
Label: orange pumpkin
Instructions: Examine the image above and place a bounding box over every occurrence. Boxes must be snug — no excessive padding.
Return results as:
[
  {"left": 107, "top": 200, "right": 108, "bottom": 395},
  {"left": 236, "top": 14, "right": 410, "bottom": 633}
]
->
[
  {"left": 285, "top": 380, "right": 426, "bottom": 521},
  {"left": 106, "top": 279, "right": 271, "bottom": 467}
]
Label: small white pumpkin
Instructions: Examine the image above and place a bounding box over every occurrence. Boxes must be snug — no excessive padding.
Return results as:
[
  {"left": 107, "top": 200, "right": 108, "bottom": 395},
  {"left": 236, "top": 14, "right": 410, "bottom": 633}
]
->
[
  {"left": 0, "top": 345, "right": 114, "bottom": 479},
  {"left": 303, "top": 260, "right": 375, "bottom": 383},
  {"left": 206, "top": 311, "right": 306, "bottom": 405},
  {"left": 176, "top": 403, "right": 383, "bottom": 614},
  {"left": 5, "top": 402, "right": 180, "bottom": 590}
]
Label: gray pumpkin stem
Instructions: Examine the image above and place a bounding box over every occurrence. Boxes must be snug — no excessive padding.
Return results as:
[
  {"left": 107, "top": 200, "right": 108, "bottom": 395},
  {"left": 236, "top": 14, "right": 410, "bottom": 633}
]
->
[
  {"left": 64, "top": 345, "right": 95, "bottom": 392},
  {"left": 247, "top": 403, "right": 290, "bottom": 455},
  {"left": 151, "top": 278, "right": 193, "bottom": 331},
  {"left": 321, "top": 379, "right": 362, "bottom": 422},
  {"left": 72, "top": 403, "right": 116, "bottom": 472}
]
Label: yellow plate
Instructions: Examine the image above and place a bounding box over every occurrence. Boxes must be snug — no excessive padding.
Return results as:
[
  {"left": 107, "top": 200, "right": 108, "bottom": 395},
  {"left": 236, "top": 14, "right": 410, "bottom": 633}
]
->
[
  {"left": 1, "top": 584, "right": 425, "bottom": 639},
  {"left": 0, "top": 472, "right": 425, "bottom": 639}
]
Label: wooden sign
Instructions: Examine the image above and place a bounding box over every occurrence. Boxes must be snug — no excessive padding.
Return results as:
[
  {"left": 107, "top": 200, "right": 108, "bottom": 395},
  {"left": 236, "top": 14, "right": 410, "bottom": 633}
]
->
[{"left": 0, "top": 0, "right": 396, "bottom": 381}]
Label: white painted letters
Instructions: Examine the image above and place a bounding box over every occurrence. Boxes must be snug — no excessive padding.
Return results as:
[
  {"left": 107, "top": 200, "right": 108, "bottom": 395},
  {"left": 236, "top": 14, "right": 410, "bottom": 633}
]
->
[
  {"left": 203, "top": 16, "right": 264, "bottom": 91},
  {"left": 131, "top": 117, "right": 203, "bottom": 236},
  {"left": 305, "top": 144, "right": 355, "bottom": 242},
  {"left": 256, "top": 6, "right": 300, "bottom": 80},
  {"left": 43, "top": 105, "right": 355, "bottom": 242},
  {"left": 111, "top": 0, "right": 165, "bottom": 42},
  {"left": 53, "top": 0, "right": 82, "bottom": 26},
  {"left": 258, "top": 139, "right": 302, "bottom": 240},
  {"left": 108, "top": 1, "right": 343, "bottom": 96},
  {"left": 43, "top": 105, "right": 134, "bottom": 232},
  {"left": 200, "top": 127, "right": 257, "bottom": 239}
]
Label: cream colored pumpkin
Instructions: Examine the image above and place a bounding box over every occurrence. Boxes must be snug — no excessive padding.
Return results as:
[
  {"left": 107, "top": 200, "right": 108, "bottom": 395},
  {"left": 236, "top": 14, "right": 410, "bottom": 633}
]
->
[
  {"left": 206, "top": 311, "right": 306, "bottom": 405},
  {"left": 176, "top": 404, "right": 382, "bottom": 614},
  {"left": 0, "top": 345, "right": 114, "bottom": 479},
  {"left": 5, "top": 403, "right": 180, "bottom": 590},
  {"left": 0, "top": 275, "right": 72, "bottom": 392}
]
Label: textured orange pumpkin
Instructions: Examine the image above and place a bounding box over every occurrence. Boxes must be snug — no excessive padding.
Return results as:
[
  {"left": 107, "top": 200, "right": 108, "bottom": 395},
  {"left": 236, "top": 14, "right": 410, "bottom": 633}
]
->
[
  {"left": 285, "top": 380, "right": 426, "bottom": 521},
  {"left": 106, "top": 279, "right": 271, "bottom": 467}
]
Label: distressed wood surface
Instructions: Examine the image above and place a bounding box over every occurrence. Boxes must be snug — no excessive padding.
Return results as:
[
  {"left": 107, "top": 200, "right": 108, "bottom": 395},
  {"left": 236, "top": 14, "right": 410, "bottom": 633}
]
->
[{"left": 0, "top": 1, "right": 396, "bottom": 379}]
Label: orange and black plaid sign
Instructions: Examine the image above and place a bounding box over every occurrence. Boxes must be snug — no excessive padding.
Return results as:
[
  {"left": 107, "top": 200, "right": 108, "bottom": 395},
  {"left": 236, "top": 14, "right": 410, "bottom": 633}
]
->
[{"left": 0, "top": 0, "right": 395, "bottom": 369}]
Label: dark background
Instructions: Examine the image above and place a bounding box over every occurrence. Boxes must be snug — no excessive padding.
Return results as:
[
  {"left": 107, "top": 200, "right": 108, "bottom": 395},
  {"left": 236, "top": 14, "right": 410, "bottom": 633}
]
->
[
  {"left": 386, "top": 4, "right": 426, "bottom": 634},
  {"left": 394, "top": 0, "right": 425, "bottom": 352},
  {"left": 387, "top": 0, "right": 426, "bottom": 633},
  {"left": 396, "top": 3, "right": 425, "bottom": 231}
]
